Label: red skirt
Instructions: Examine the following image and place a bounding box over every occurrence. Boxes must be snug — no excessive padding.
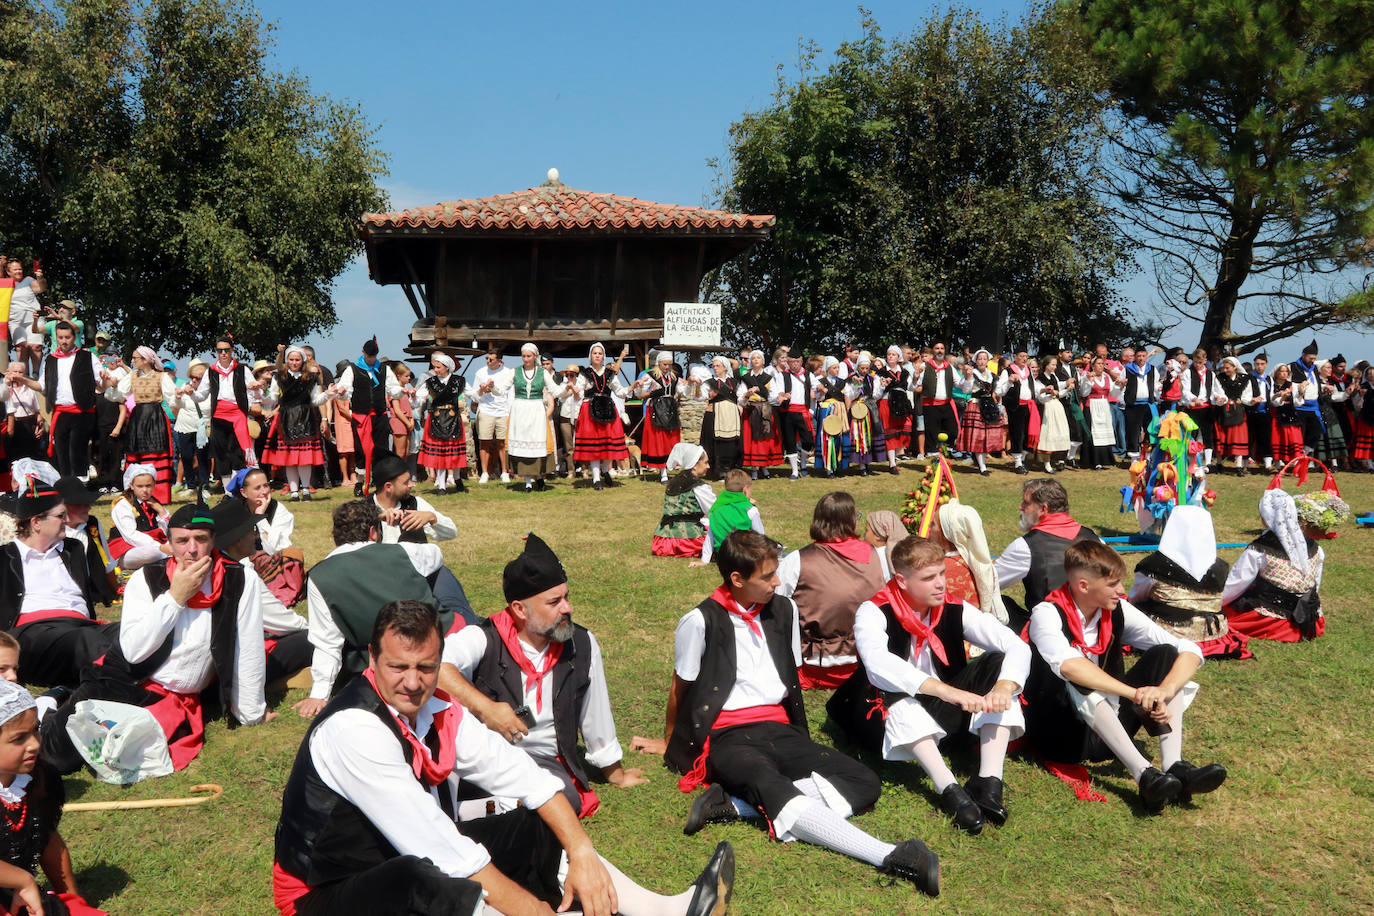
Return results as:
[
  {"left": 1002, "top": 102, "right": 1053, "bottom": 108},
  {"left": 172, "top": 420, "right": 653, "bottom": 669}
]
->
[
  {"left": 418, "top": 414, "right": 468, "bottom": 470},
  {"left": 260, "top": 414, "right": 325, "bottom": 466},
  {"left": 1214, "top": 418, "right": 1250, "bottom": 455},
  {"left": 641, "top": 422, "right": 681, "bottom": 469},
  {"left": 1271, "top": 418, "right": 1305, "bottom": 462},
  {"left": 878, "top": 400, "right": 911, "bottom": 452},
  {"left": 651, "top": 535, "right": 705, "bottom": 558},
  {"left": 741, "top": 411, "right": 783, "bottom": 467},
  {"left": 1225, "top": 607, "right": 1325, "bottom": 642},
  {"left": 572, "top": 402, "right": 628, "bottom": 461},
  {"left": 958, "top": 405, "right": 1004, "bottom": 454},
  {"left": 1351, "top": 415, "right": 1374, "bottom": 460}
]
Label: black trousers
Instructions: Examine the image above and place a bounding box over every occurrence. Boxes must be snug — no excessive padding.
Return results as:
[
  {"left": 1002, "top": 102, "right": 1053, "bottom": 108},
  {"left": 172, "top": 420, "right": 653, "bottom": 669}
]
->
[
  {"left": 923, "top": 402, "right": 959, "bottom": 452},
  {"left": 1123, "top": 404, "right": 1153, "bottom": 455},
  {"left": 430, "top": 566, "right": 480, "bottom": 627},
  {"left": 210, "top": 418, "right": 248, "bottom": 478},
  {"left": 293, "top": 855, "right": 485, "bottom": 916},
  {"left": 41, "top": 663, "right": 172, "bottom": 775},
  {"left": 265, "top": 630, "right": 313, "bottom": 685},
  {"left": 457, "top": 808, "right": 564, "bottom": 906},
  {"left": 11, "top": 618, "right": 119, "bottom": 689},
  {"left": 777, "top": 408, "right": 814, "bottom": 457},
  {"left": 92, "top": 400, "right": 123, "bottom": 489},
  {"left": 1247, "top": 410, "right": 1272, "bottom": 459},
  {"left": 1007, "top": 403, "right": 1031, "bottom": 453},
  {"left": 1297, "top": 410, "right": 1324, "bottom": 450},
  {"left": 1183, "top": 406, "right": 1215, "bottom": 450},
  {"left": 706, "top": 720, "right": 881, "bottom": 821},
  {"left": 1027, "top": 644, "right": 1180, "bottom": 764},
  {"left": 51, "top": 409, "right": 95, "bottom": 478}
]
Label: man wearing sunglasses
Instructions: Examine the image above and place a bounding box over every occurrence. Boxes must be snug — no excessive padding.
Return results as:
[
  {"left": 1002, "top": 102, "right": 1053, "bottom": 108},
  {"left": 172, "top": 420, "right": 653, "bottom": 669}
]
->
[{"left": 182, "top": 336, "right": 266, "bottom": 491}]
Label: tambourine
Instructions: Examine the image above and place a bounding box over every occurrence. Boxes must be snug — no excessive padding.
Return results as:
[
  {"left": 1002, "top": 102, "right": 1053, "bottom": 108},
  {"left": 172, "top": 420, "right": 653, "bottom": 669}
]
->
[
  {"left": 822, "top": 412, "right": 846, "bottom": 436},
  {"left": 247, "top": 418, "right": 263, "bottom": 439},
  {"left": 849, "top": 400, "right": 870, "bottom": 420}
]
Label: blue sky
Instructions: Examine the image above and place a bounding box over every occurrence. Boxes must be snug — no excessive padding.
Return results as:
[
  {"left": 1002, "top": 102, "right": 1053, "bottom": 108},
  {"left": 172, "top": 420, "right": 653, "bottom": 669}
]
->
[{"left": 262, "top": 1, "right": 1367, "bottom": 373}]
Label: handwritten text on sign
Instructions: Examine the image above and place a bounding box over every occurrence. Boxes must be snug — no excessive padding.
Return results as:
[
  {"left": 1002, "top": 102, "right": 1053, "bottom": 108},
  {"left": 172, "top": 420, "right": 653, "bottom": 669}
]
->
[{"left": 661, "top": 302, "right": 721, "bottom": 347}]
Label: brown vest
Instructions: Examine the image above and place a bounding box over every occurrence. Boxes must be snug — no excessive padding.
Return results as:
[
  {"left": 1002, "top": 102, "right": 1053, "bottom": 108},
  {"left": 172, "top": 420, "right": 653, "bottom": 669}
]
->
[{"left": 792, "top": 542, "right": 888, "bottom": 664}]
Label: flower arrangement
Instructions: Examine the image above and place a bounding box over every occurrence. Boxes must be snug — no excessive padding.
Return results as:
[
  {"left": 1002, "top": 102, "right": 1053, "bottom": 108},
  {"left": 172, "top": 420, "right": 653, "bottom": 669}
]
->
[
  {"left": 1294, "top": 491, "right": 1350, "bottom": 537},
  {"left": 0, "top": 511, "right": 15, "bottom": 547}
]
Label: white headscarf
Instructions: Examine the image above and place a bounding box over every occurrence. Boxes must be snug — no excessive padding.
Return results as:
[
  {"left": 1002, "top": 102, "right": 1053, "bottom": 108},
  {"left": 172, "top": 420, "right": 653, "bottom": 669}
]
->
[
  {"left": 1157, "top": 505, "right": 1217, "bottom": 581},
  {"left": 887, "top": 345, "right": 902, "bottom": 359},
  {"left": 657, "top": 350, "right": 674, "bottom": 364},
  {"left": 1259, "top": 489, "right": 1310, "bottom": 574},
  {"left": 0, "top": 679, "right": 36, "bottom": 728},
  {"left": 588, "top": 342, "right": 606, "bottom": 361},
  {"left": 667, "top": 442, "right": 706, "bottom": 472},
  {"left": 749, "top": 349, "right": 765, "bottom": 363},
  {"left": 937, "top": 502, "right": 1007, "bottom": 623},
  {"left": 521, "top": 342, "right": 539, "bottom": 356},
  {"left": 856, "top": 352, "right": 873, "bottom": 367},
  {"left": 711, "top": 355, "right": 730, "bottom": 376},
  {"left": 1219, "top": 356, "right": 1243, "bottom": 374},
  {"left": 430, "top": 353, "right": 455, "bottom": 374},
  {"left": 10, "top": 459, "right": 58, "bottom": 495},
  {"left": 285, "top": 345, "right": 306, "bottom": 362},
  {"left": 123, "top": 463, "right": 158, "bottom": 492}
]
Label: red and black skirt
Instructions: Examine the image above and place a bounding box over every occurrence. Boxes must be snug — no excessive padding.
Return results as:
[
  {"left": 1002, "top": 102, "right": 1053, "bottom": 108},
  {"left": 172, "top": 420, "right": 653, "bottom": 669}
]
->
[
  {"left": 572, "top": 401, "right": 628, "bottom": 461},
  {"left": 261, "top": 404, "right": 326, "bottom": 466},
  {"left": 741, "top": 403, "right": 783, "bottom": 467},
  {"left": 418, "top": 404, "right": 468, "bottom": 470}
]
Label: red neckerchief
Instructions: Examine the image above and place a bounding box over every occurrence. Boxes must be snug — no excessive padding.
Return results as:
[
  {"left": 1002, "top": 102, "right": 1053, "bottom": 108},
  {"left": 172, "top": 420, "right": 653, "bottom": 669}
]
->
[
  {"left": 212, "top": 359, "right": 238, "bottom": 377},
  {"left": 1031, "top": 511, "right": 1083, "bottom": 539},
  {"left": 1009, "top": 362, "right": 1030, "bottom": 381},
  {"left": 871, "top": 577, "right": 948, "bottom": 666},
  {"left": 928, "top": 358, "right": 948, "bottom": 372},
  {"left": 490, "top": 608, "right": 562, "bottom": 713},
  {"left": 819, "top": 537, "right": 872, "bottom": 564},
  {"left": 1044, "top": 584, "right": 1113, "bottom": 657},
  {"left": 709, "top": 585, "right": 763, "bottom": 638},
  {"left": 52, "top": 347, "right": 76, "bottom": 359},
  {"left": 164, "top": 554, "right": 226, "bottom": 608},
  {"left": 361, "top": 668, "right": 460, "bottom": 787}
]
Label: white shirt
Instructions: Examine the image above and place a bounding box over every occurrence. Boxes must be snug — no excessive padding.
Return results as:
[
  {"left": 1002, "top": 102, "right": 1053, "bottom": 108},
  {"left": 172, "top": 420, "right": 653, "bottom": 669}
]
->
[
  {"left": 238, "top": 556, "right": 308, "bottom": 635},
  {"left": 919, "top": 362, "right": 953, "bottom": 400},
  {"left": 187, "top": 362, "right": 261, "bottom": 408},
  {"left": 996, "top": 367, "right": 1035, "bottom": 403},
  {"left": 7, "top": 383, "right": 38, "bottom": 419},
  {"left": 374, "top": 494, "right": 456, "bottom": 543},
  {"left": 119, "top": 560, "right": 267, "bottom": 724},
  {"left": 305, "top": 541, "right": 446, "bottom": 700},
  {"left": 15, "top": 540, "right": 89, "bottom": 619},
  {"left": 258, "top": 502, "right": 295, "bottom": 554},
  {"left": 109, "top": 497, "right": 169, "bottom": 553},
  {"left": 472, "top": 364, "right": 515, "bottom": 417},
  {"left": 993, "top": 536, "right": 1033, "bottom": 589},
  {"left": 443, "top": 626, "right": 623, "bottom": 769},
  {"left": 853, "top": 599, "right": 1030, "bottom": 696},
  {"left": 34, "top": 351, "right": 104, "bottom": 407},
  {"left": 1027, "top": 597, "right": 1202, "bottom": 680},
  {"left": 673, "top": 595, "right": 802, "bottom": 711},
  {"left": 335, "top": 363, "right": 404, "bottom": 406},
  {"left": 309, "top": 693, "right": 562, "bottom": 880}
]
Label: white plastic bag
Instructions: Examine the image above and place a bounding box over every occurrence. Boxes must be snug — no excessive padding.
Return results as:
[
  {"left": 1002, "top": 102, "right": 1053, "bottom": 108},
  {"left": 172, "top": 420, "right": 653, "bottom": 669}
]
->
[{"left": 65, "top": 699, "right": 173, "bottom": 785}]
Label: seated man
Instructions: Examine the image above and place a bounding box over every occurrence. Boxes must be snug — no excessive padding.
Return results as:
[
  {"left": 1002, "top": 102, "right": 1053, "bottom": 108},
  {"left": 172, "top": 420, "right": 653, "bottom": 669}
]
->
[
  {"left": 0, "top": 478, "right": 118, "bottom": 689},
  {"left": 295, "top": 500, "right": 470, "bottom": 718},
  {"left": 272, "top": 599, "right": 733, "bottom": 916},
  {"left": 993, "top": 478, "right": 1101, "bottom": 629},
  {"left": 41, "top": 503, "right": 273, "bottom": 773},
  {"left": 212, "top": 499, "right": 313, "bottom": 686},
  {"left": 638, "top": 530, "right": 939, "bottom": 897},
  {"left": 55, "top": 475, "right": 118, "bottom": 609},
  {"left": 828, "top": 536, "right": 1030, "bottom": 834},
  {"left": 1024, "top": 540, "right": 1226, "bottom": 811},
  {"left": 441, "top": 534, "right": 645, "bottom": 818}
]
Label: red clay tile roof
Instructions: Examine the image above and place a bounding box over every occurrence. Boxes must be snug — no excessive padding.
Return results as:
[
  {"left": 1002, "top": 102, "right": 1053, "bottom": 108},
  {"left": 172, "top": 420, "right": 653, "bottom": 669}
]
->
[{"left": 362, "top": 181, "right": 774, "bottom": 234}]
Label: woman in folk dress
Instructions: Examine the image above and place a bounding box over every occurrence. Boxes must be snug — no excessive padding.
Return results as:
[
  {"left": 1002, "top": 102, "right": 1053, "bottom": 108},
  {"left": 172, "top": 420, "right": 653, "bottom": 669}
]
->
[
  {"left": 1033, "top": 355, "right": 1073, "bottom": 473},
  {"left": 634, "top": 351, "right": 692, "bottom": 482},
  {"left": 1078, "top": 356, "right": 1121, "bottom": 470},
  {"left": 416, "top": 353, "right": 468, "bottom": 493},
  {"left": 110, "top": 346, "right": 179, "bottom": 504},
  {"left": 571, "top": 342, "right": 629, "bottom": 491},
  {"left": 260, "top": 345, "right": 337, "bottom": 501},
  {"left": 955, "top": 349, "right": 1004, "bottom": 476}
]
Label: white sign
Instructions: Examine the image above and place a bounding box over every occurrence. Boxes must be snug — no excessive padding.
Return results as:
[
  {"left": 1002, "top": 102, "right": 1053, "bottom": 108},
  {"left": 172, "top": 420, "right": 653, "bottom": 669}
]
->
[{"left": 661, "top": 301, "right": 721, "bottom": 347}]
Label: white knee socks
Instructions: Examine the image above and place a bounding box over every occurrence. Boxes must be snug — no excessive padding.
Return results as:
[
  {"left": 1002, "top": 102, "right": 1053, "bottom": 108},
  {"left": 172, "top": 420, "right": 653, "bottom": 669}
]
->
[
  {"left": 1088, "top": 703, "right": 1152, "bottom": 780},
  {"left": 978, "top": 724, "right": 1011, "bottom": 780},
  {"left": 591, "top": 462, "right": 602, "bottom": 483},
  {"left": 1158, "top": 694, "right": 1187, "bottom": 770},
  {"left": 786, "top": 798, "right": 894, "bottom": 867},
  {"left": 975, "top": 453, "right": 987, "bottom": 472},
  {"left": 284, "top": 466, "right": 302, "bottom": 492},
  {"left": 908, "top": 737, "right": 957, "bottom": 792},
  {"left": 584, "top": 855, "right": 694, "bottom": 916}
]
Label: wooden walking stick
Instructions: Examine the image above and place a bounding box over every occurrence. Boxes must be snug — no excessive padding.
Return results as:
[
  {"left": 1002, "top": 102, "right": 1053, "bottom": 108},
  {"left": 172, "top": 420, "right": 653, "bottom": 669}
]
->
[{"left": 64, "top": 783, "right": 223, "bottom": 812}]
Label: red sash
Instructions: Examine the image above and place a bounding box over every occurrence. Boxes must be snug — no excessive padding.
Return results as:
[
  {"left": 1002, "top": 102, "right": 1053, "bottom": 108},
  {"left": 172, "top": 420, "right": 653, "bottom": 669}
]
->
[
  {"left": 15, "top": 607, "right": 91, "bottom": 624},
  {"left": 1043, "top": 584, "right": 1113, "bottom": 657},
  {"left": 490, "top": 609, "right": 563, "bottom": 713},
  {"left": 142, "top": 681, "right": 205, "bottom": 771},
  {"left": 47, "top": 403, "right": 87, "bottom": 457},
  {"left": 870, "top": 578, "right": 948, "bottom": 666},
  {"left": 677, "top": 703, "right": 789, "bottom": 793}
]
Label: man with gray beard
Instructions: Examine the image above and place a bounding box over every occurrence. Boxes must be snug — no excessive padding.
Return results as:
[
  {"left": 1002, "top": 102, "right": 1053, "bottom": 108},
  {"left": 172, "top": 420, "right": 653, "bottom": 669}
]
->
[
  {"left": 992, "top": 479, "right": 1101, "bottom": 631},
  {"left": 439, "top": 533, "right": 648, "bottom": 818}
]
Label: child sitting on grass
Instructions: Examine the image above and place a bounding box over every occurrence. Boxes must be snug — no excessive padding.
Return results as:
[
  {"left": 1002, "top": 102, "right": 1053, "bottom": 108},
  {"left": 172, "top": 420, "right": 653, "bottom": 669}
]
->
[
  {"left": 107, "top": 464, "right": 169, "bottom": 571},
  {"left": 695, "top": 468, "right": 765, "bottom": 566},
  {"left": 652, "top": 443, "right": 715, "bottom": 558}
]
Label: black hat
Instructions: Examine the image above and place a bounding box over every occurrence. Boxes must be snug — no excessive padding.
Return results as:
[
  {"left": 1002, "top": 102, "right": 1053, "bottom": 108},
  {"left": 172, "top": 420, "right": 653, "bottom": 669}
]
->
[
  {"left": 9, "top": 478, "right": 62, "bottom": 520},
  {"left": 211, "top": 499, "right": 262, "bottom": 548},
  {"left": 1332, "top": 353, "right": 1345, "bottom": 364},
  {"left": 502, "top": 533, "right": 567, "bottom": 604},
  {"left": 372, "top": 453, "right": 409, "bottom": 486},
  {"left": 362, "top": 336, "right": 379, "bottom": 357},
  {"left": 1255, "top": 352, "right": 1268, "bottom": 361},
  {"left": 168, "top": 504, "right": 216, "bottom": 531},
  {"left": 54, "top": 476, "right": 100, "bottom": 506},
  {"left": 1302, "top": 339, "right": 1319, "bottom": 356}
]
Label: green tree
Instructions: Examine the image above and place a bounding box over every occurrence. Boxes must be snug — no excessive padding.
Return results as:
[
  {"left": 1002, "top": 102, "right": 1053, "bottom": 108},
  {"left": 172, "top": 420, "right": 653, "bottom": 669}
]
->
[
  {"left": 1082, "top": 0, "right": 1374, "bottom": 353},
  {"left": 0, "top": 0, "right": 387, "bottom": 356},
  {"left": 711, "top": 4, "right": 1136, "bottom": 355}
]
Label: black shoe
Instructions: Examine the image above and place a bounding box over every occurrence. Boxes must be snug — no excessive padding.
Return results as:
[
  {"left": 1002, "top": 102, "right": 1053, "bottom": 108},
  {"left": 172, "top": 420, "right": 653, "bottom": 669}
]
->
[
  {"left": 939, "top": 783, "right": 985, "bottom": 834},
  {"left": 888, "top": 465, "right": 900, "bottom": 475},
  {"left": 455, "top": 478, "right": 467, "bottom": 493},
  {"left": 1166, "top": 760, "right": 1227, "bottom": 804},
  {"left": 593, "top": 480, "right": 604, "bottom": 491},
  {"left": 302, "top": 491, "right": 313, "bottom": 501},
  {"left": 1137, "top": 766, "right": 1183, "bottom": 812},
  {"left": 1013, "top": 464, "right": 1029, "bottom": 475},
  {"left": 353, "top": 482, "right": 364, "bottom": 497},
  {"left": 524, "top": 482, "right": 534, "bottom": 493},
  {"left": 879, "top": 839, "right": 940, "bottom": 897},
  {"left": 684, "top": 783, "right": 739, "bottom": 836},
  {"left": 979, "top": 468, "right": 991, "bottom": 476},
  {"left": 964, "top": 775, "right": 1008, "bottom": 827},
  {"left": 684, "top": 841, "right": 735, "bottom": 916},
  {"left": 761, "top": 468, "right": 771, "bottom": 479},
  {"left": 534, "top": 478, "right": 547, "bottom": 492},
  {"left": 605, "top": 476, "right": 621, "bottom": 487}
]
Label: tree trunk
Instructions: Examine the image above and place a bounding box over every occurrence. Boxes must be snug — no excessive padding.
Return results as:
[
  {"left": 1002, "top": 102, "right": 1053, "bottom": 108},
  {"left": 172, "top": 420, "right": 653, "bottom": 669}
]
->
[{"left": 1197, "top": 210, "right": 1260, "bottom": 352}]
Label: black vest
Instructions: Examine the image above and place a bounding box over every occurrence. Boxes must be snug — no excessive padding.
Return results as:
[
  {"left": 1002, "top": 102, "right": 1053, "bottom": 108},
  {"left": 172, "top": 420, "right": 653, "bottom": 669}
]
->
[
  {"left": 391, "top": 495, "right": 427, "bottom": 545},
  {"left": 352, "top": 362, "right": 389, "bottom": 416},
  {"left": 784, "top": 372, "right": 814, "bottom": 410},
  {"left": 920, "top": 363, "right": 956, "bottom": 399},
  {"left": 1131, "top": 552, "right": 1229, "bottom": 631},
  {"left": 664, "top": 594, "right": 807, "bottom": 775},
  {"left": 208, "top": 365, "right": 250, "bottom": 416},
  {"left": 426, "top": 374, "right": 465, "bottom": 407},
  {"left": 100, "top": 558, "right": 242, "bottom": 699},
  {"left": 1025, "top": 601, "right": 1126, "bottom": 709},
  {"left": 1021, "top": 525, "right": 1101, "bottom": 610},
  {"left": 273, "top": 676, "right": 482, "bottom": 907},
  {"left": 43, "top": 352, "right": 96, "bottom": 413},
  {"left": 471, "top": 620, "right": 594, "bottom": 789},
  {"left": 1122, "top": 367, "right": 1157, "bottom": 405},
  {"left": 0, "top": 539, "right": 95, "bottom": 630}
]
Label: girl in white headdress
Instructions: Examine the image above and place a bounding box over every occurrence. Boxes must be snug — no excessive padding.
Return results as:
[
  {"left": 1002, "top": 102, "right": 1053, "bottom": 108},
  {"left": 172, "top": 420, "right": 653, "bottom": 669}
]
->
[
  {"left": 955, "top": 349, "right": 1004, "bottom": 476},
  {"left": 634, "top": 350, "right": 690, "bottom": 482},
  {"left": 507, "top": 342, "right": 566, "bottom": 492},
  {"left": 813, "top": 356, "right": 851, "bottom": 477},
  {"left": 572, "top": 343, "right": 629, "bottom": 490},
  {"left": 737, "top": 349, "right": 784, "bottom": 478},
  {"left": 260, "top": 344, "right": 337, "bottom": 500},
  {"left": 107, "top": 463, "right": 170, "bottom": 570},
  {"left": 1222, "top": 489, "right": 1326, "bottom": 642},
  {"left": 651, "top": 442, "right": 714, "bottom": 557},
  {"left": 1212, "top": 356, "right": 1255, "bottom": 476},
  {"left": 108, "top": 344, "right": 179, "bottom": 503},
  {"left": 878, "top": 345, "right": 914, "bottom": 459},
  {"left": 698, "top": 355, "right": 742, "bottom": 478},
  {"left": 416, "top": 352, "right": 468, "bottom": 493}
]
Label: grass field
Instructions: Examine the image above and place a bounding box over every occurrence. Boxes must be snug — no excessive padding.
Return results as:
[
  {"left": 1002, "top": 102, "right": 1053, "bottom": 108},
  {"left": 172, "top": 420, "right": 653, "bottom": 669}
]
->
[{"left": 55, "top": 461, "right": 1374, "bottom": 915}]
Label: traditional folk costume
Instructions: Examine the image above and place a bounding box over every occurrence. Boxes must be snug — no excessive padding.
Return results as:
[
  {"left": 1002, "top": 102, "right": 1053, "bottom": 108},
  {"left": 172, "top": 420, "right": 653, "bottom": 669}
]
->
[
  {"left": 957, "top": 361, "right": 1004, "bottom": 474},
  {"left": 40, "top": 505, "right": 269, "bottom": 774},
  {"left": 416, "top": 356, "right": 468, "bottom": 492},
  {"left": 813, "top": 364, "right": 852, "bottom": 476},
  {"left": 55, "top": 477, "right": 118, "bottom": 611},
  {"left": 1054, "top": 362, "right": 1089, "bottom": 454},
  {"left": 224, "top": 477, "right": 307, "bottom": 610},
  {"left": 1128, "top": 506, "right": 1246, "bottom": 659},
  {"left": 1033, "top": 372, "right": 1073, "bottom": 468},
  {"left": 1178, "top": 363, "right": 1222, "bottom": 464},
  {"left": 1247, "top": 368, "right": 1274, "bottom": 467},
  {"left": 1269, "top": 377, "right": 1307, "bottom": 463},
  {"left": 877, "top": 349, "right": 914, "bottom": 457},
  {"left": 571, "top": 346, "right": 629, "bottom": 488},
  {"left": 1120, "top": 361, "right": 1158, "bottom": 457},
  {"left": 700, "top": 490, "right": 764, "bottom": 564},
  {"left": 35, "top": 346, "right": 103, "bottom": 479},
  {"left": 261, "top": 350, "right": 333, "bottom": 498},
  {"left": 1223, "top": 490, "right": 1325, "bottom": 642},
  {"left": 337, "top": 347, "right": 403, "bottom": 492},
  {"left": 107, "top": 465, "right": 170, "bottom": 569},
  {"left": 996, "top": 362, "right": 1038, "bottom": 472},
  {"left": 112, "top": 350, "right": 178, "bottom": 503},
  {"left": 187, "top": 355, "right": 261, "bottom": 484},
  {"left": 738, "top": 365, "right": 783, "bottom": 473},
  {"left": 774, "top": 363, "right": 816, "bottom": 479},
  {"left": 699, "top": 359, "right": 743, "bottom": 478},
  {"left": 1312, "top": 363, "right": 1348, "bottom": 465},
  {"left": 1213, "top": 359, "right": 1255, "bottom": 467},
  {"left": 653, "top": 444, "right": 715, "bottom": 558},
  {"left": 442, "top": 535, "right": 624, "bottom": 818},
  {"left": 917, "top": 357, "right": 960, "bottom": 456},
  {"left": 1351, "top": 378, "right": 1374, "bottom": 467},
  {"left": 507, "top": 348, "right": 565, "bottom": 488},
  {"left": 637, "top": 358, "right": 688, "bottom": 474},
  {"left": 938, "top": 503, "right": 1008, "bottom": 624},
  {"left": 776, "top": 537, "right": 889, "bottom": 689},
  {"left": 1290, "top": 342, "right": 1325, "bottom": 451},
  {"left": 842, "top": 363, "right": 889, "bottom": 473},
  {"left": 994, "top": 513, "right": 1101, "bottom": 631},
  {"left": 1077, "top": 371, "right": 1120, "bottom": 469},
  {"left": 1157, "top": 359, "right": 1184, "bottom": 416}
]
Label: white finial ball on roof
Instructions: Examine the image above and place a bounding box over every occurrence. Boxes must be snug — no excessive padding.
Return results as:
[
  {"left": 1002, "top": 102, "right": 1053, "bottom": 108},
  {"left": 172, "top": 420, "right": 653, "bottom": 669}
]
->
[{"left": 547, "top": 167, "right": 559, "bottom": 183}]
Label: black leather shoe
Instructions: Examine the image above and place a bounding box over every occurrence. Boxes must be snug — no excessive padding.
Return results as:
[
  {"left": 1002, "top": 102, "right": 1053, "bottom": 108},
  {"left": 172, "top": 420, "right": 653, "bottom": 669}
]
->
[
  {"left": 880, "top": 838, "right": 940, "bottom": 897},
  {"left": 964, "top": 775, "right": 1008, "bottom": 827},
  {"left": 939, "top": 784, "right": 985, "bottom": 834},
  {"left": 1167, "top": 760, "right": 1227, "bottom": 804},
  {"left": 593, "top": 480, "right": 604, "bottom": 491},
  {"left": 684, "top": 841, "right": 735, "bottom": 916},
  {"left": 684, "top": 783, "right": 739, "bottom": 835},
  {"left": 455, "top": 478, "right": 467, "bottom": 492},
  {"left": 352, "top": 482, "right": 364, "bottom": 497},
  {"left": 1138, "top": 766, "right": 1183, "bottom": 812}
]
